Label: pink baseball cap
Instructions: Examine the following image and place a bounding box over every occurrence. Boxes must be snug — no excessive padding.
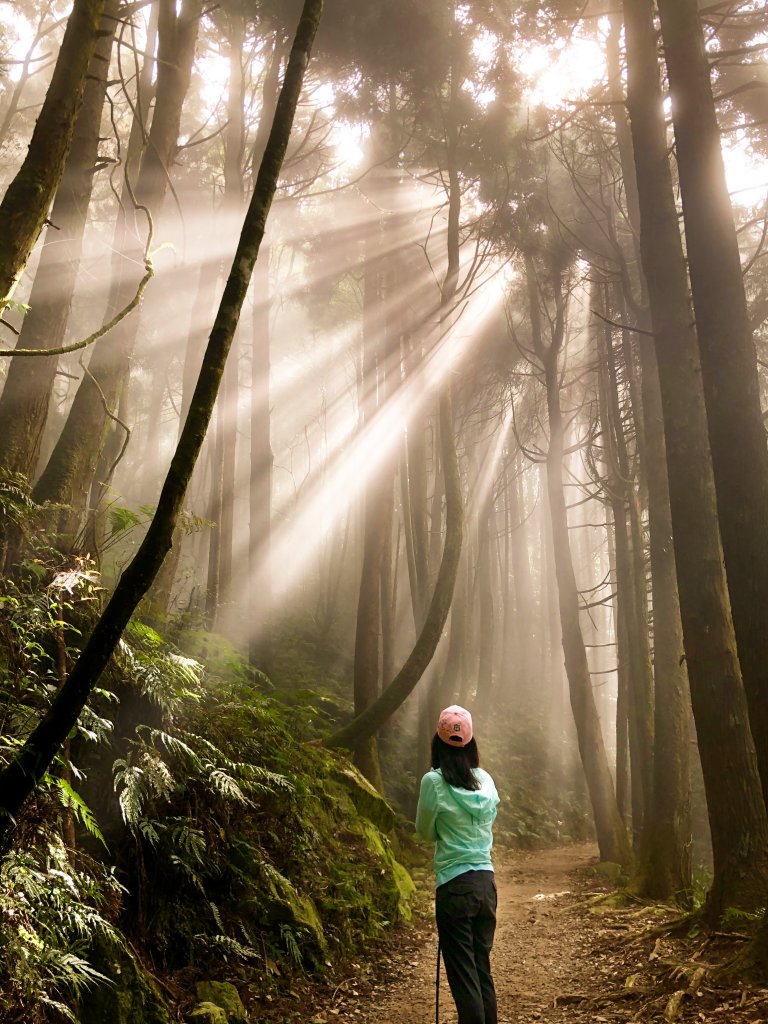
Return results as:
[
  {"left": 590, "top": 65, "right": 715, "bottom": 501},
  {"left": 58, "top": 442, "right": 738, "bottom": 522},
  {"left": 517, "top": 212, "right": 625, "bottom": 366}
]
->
[{"left": 437, "top": 705, "right": 473, "bottom": 747}]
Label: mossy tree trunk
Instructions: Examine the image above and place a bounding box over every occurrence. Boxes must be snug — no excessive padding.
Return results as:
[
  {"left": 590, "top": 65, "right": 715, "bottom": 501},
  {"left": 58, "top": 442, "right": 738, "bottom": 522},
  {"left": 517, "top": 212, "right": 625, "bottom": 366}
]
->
[
  {"left": 0, "top": 0, "right": 108, "bottom": 304},
  {"left": 0, "top": 0, "right": 324, "bottom": 847}
]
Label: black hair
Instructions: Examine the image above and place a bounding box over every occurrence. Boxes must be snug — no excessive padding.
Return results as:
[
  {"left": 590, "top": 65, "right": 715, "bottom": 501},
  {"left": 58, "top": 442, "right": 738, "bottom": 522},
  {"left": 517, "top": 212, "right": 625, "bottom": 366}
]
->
[{"left": 430, "top": 734, "right": 481, "bottom": 791}]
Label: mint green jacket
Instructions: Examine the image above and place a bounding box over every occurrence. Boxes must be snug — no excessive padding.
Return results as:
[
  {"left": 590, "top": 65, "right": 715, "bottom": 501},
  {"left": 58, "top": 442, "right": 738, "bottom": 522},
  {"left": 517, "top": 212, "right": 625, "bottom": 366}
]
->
[{"left": 415, "top": 767, "right": 500, "bottom": 887}]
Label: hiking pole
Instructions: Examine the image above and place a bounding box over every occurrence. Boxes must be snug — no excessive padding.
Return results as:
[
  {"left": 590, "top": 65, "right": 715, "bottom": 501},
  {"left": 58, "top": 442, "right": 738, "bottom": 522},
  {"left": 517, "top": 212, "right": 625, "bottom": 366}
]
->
[{"left": 435, "top": 940, "right": 441, "bottom": 1024}]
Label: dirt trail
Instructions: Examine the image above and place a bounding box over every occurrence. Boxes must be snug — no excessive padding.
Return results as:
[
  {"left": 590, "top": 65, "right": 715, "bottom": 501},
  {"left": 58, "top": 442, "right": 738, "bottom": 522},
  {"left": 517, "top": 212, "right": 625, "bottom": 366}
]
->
[{"left": 324, "top": 843, "right": 602, "bottom": 1024}]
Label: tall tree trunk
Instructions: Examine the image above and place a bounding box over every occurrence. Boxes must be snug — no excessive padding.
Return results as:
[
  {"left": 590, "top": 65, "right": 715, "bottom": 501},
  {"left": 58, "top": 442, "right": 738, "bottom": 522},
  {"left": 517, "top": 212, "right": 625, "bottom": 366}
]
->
[
  {"left": 607, "top": 506, "right": 630, "bottom": 823},
  {"left": 623, "top": 0, "right": 768, "bottom": 920},
  {"left": 657, "top": 0, "right": 768, "bottom": 801},
  {"left": 0, "top": 0, "right": 324, "bottom": 845},
  {"left": 598, "top": 286, "right": 654, "bottom": 842},
  {"left": 608, "top": 10, "right": 692, "bottom": 901},
  {"left": 0, "top": 0, "right": 118, "bottom": 482},
  {"left": 530, "top": 258, "right": 631, "bottom": 867},
  {"left": 0, "top": 0, "right": 108, "bottom": 303},
  {"left": 205, "top": 407, "right": 224, "bottom": 630},
  {"left": 249, "top": 253, "right": 274, "bottom": 669},
  {"left": 475, "top": 488, "right": 495, "bottom": 705},
  {"left": 544, "top": 356, "right": 631, "bottom": 866}
]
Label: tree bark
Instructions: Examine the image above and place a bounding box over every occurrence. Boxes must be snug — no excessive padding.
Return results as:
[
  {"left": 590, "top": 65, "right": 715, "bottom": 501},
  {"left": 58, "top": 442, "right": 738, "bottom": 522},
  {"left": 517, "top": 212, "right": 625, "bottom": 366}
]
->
[
  {"left": 0, "top": 0, "right": 324, "bottom": 845},
  {"left": 623, "top": 0, "right": 768, "bottom": 920}
]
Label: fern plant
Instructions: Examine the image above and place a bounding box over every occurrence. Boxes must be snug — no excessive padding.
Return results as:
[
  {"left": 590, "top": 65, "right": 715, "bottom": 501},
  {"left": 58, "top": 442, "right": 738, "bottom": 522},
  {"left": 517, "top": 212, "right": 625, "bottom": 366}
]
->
[{"left": 0, "top": 833, "right": 123, "bottom": 1023}]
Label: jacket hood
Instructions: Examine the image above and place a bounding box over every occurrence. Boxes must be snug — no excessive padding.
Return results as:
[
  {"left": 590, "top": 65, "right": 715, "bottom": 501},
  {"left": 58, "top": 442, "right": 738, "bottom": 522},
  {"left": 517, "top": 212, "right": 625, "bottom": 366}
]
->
[{"left": 442, "top": 768, "right": 498, "bottom": 821}]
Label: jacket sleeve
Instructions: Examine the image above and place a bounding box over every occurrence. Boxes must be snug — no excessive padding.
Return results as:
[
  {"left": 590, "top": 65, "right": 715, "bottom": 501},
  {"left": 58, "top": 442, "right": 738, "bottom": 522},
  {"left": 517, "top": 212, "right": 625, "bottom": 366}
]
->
[{"left": 415, "top": 773, "right": 438, "bottom": 841}]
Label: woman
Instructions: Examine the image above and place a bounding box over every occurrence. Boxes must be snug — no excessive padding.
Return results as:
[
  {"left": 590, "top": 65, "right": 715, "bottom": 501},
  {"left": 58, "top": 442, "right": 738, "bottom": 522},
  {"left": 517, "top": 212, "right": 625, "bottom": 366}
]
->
[{"left": 415, "top": 705, "right": 500, "bottom": 1024}]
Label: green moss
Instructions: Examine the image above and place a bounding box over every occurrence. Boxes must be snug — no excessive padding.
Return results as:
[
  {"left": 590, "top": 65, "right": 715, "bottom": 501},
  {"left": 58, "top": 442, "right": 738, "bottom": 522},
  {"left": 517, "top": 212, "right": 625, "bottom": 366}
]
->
[{"left": 330, "top": 763, "right": 397, "bottom": 831}]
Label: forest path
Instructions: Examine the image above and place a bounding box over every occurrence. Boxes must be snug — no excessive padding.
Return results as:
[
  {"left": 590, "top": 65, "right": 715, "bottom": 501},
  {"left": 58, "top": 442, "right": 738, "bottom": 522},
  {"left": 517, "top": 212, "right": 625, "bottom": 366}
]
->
[
  {"left": 302, "top": 843, "right": 768, "bottom": 1024},
  {"left": 311, "top": 843, "right": 615, "bottom": 1024},
  {"left": 367, "top": 842, "right": 598, "bottom": 1024}
]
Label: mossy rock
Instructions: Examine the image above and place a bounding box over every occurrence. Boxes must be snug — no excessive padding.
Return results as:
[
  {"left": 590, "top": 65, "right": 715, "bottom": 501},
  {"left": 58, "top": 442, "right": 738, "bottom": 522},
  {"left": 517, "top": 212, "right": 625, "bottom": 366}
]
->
[
  {"left": 260, "top": 864, "right": 327, "bottom": 954},
  {"left": 331, "top": 763, "right": 396, "bottom": 832},
  {"left": 187, "top": 1002, "right": 229, "bottom": 1024},
  {"left": 194, "top": 982, "right": 247, "bottom": 1023},
  {"left": 593, "top": 861, "right": 625, "bottom": 885},
  {"left": 357, "top": 819, "right": 415, "bottom": 921},
  {"left": 78, "top": 937, "right": 172, "bottom": 1024}
]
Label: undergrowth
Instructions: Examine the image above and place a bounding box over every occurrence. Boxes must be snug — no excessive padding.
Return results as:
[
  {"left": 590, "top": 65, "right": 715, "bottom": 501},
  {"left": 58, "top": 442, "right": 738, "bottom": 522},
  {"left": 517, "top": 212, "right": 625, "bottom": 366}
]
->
[{"left": 0, "top": 555, "right": 414, "bottom": 1021}]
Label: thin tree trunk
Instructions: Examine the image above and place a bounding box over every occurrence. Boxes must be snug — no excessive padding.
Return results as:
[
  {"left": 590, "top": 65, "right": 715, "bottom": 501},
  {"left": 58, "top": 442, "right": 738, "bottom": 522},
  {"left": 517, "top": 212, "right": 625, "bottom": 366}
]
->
[
  {"left": 606, "top": 506, "right": 630, "bottom": 823},
  {"left": 475, "top": 492, "right": 495, "bottom": 705},
  {"left": 248, "top": 33, "right": 282, "bottom": 673},
  {"left": 529, "top": 256, "right": 631, "bottom": 867},
  {"left": 544, "top": 354, "right": 631, "bottom": 867},
  {"left": 352, "top": 223, "right": 388, "bottom": 786}
]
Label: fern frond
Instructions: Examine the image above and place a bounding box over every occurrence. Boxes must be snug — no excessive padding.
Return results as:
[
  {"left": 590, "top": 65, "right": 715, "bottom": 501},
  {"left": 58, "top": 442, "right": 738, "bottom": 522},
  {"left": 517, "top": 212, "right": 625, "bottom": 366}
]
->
[
  {"left": 206, "top": 766, "right": 250, "bottom": 806},
  {"left": 47, "top": 777, "right": 106, "bottom": 847}
]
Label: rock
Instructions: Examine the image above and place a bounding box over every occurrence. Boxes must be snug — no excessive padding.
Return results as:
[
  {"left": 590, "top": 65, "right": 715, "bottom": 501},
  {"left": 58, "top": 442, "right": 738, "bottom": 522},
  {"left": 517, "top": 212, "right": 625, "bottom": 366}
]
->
[
  {"left": 187, "top": 1002, "right": 229, "bottom": 1024},
  {"left": 194, "top": 981, "right": 247, "bottom": 1023},
  {"left": 593, "top": 861, "right": 624, "bottom": 884},
  {"left": 331, "top": 763, "right": 397, "bottom": 832},
  {"left": 78, "top": 937, "right": 172, "bottom": 1024},
  {"left": 260, "top": 865, "right": 328, "bottom": 955}
]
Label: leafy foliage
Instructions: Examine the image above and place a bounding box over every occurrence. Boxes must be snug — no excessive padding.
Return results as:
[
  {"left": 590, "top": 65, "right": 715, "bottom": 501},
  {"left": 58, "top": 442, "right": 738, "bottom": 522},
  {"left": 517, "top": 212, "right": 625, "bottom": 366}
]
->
[
  {"left": 0, "top": 559, "right": 415, "bottom": 1019},
  {"left": 0, "top": 833, "right": 121, "bottom": 1024}
]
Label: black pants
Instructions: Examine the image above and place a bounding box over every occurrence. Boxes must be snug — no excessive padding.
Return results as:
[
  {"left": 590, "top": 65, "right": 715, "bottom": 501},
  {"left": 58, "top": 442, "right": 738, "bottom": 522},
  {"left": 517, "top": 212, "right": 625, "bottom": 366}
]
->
[{"left": 435, "top": 870, "right": 497, "bottom": 1024}]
